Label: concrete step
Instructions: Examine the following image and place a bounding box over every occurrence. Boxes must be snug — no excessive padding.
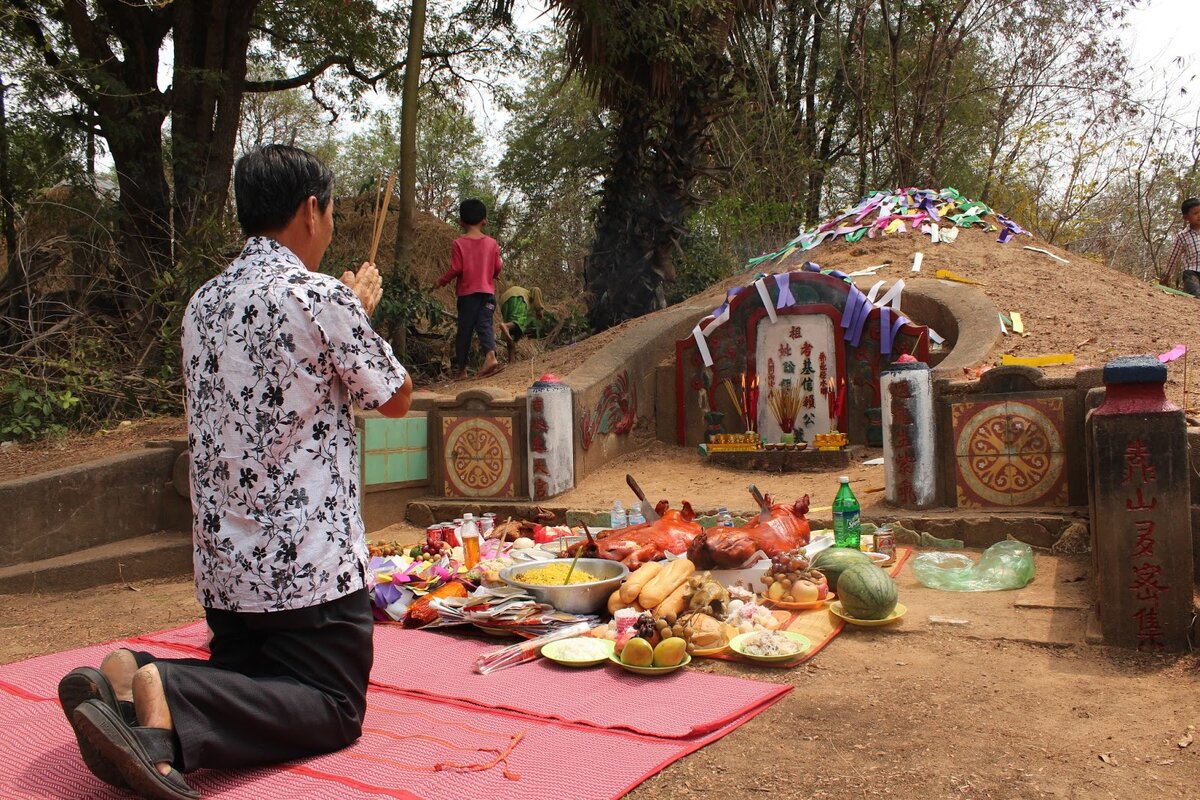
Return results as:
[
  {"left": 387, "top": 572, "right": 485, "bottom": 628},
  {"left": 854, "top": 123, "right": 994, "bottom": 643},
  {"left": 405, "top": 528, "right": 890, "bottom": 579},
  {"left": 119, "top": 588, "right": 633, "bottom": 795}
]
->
[{"left": 0, "top": 531, "right": 193, "bottom": 594}]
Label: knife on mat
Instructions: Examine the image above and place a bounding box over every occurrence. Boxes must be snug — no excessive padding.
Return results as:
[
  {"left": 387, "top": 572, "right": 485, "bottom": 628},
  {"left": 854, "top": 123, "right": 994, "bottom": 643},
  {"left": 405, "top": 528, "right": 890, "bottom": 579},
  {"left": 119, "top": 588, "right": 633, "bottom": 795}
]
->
[{"left": 747, "top": 484, "right": 771, "bottom": 522}]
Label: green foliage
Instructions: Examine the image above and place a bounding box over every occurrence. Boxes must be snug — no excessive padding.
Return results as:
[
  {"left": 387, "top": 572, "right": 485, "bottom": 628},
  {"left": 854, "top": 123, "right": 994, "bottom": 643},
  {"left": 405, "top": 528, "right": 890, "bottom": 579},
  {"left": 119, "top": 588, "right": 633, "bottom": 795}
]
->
[
  {"left": 336, "top": 95, "right": 496, "bottom": 223},
  {"left": 496, "top": 42, "right": 606, "bottom": 306},
  {"left": 668, "top": 217, "right": 740, "bottom": 305},
  {"left": 0, "top": 377, "right": 81, "bottom": 441},
  {"left": 374, "top": 270, "right": 446, "bottom": 342}
]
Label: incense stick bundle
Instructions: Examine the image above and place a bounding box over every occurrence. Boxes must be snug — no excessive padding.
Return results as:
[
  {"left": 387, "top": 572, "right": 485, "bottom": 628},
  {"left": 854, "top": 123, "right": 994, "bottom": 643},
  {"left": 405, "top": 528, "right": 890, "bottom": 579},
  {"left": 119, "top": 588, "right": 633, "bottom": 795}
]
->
[
  {"left": 368, "top": 171, "right": 395, "bottom": 264},
  {"left": 766, "top": 384, "right": 802, "bottom": 433},
  {"left": 722, "top": 378, "right": 745, "bottom": 428}
]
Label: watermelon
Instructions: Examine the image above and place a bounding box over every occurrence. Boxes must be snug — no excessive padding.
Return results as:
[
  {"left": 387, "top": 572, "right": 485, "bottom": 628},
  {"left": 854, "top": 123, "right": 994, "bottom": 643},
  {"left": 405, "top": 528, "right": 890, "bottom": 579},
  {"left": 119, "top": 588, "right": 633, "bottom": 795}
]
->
[
  {"left": 810, "top": 547, "right": 871, "bottom": 593},
  {"left": 837, "top": 564, "right": 898, "bottom": 620}
]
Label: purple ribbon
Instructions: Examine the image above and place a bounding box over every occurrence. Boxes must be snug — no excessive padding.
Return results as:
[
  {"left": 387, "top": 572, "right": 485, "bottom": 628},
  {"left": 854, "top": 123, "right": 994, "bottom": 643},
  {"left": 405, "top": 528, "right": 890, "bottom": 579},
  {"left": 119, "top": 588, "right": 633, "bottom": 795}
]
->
[
  {"left": 774, "top": 272, "right": 796, "bottom": 309},
  {"left": 880, "top": 307, "right": 912, "bottom": 356}
]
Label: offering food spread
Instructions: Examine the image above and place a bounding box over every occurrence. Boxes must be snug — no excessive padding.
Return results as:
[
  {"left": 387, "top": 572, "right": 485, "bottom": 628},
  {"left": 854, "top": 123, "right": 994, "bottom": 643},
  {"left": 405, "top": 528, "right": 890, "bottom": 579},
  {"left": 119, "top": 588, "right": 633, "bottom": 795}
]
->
[{"left": 367, "top": 484, "right": 905, "bottom": 679}]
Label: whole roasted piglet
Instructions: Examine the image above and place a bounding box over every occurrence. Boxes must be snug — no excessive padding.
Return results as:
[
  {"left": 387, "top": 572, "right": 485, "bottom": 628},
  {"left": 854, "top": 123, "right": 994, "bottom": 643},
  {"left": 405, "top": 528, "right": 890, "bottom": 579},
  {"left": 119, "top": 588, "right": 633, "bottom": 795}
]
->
[
  {"left": 687, "top": 495, "right": 811, "bottom": 569},
  {"left": 567, "top": 500, "right": 701, "bottom": 569}
]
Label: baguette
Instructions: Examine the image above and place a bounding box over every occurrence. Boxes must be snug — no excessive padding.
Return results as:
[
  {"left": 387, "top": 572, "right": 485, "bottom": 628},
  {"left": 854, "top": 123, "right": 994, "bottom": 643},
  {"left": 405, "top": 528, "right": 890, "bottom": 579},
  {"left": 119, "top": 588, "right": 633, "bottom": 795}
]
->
[
  {"left": 653, "top": 581, "right": 690, "bottom": 619},
  {"left": 637, "top": 558, "right": 695, "bottom": 609},
  {"left": 608, "top": 588, "right": 624, "bottom": 615},
  {"left": 607, "top": 587, "right": 645, "bottom": 616},
  {"left": 619, "top": 561, "right": 663, "bottom": 604}
]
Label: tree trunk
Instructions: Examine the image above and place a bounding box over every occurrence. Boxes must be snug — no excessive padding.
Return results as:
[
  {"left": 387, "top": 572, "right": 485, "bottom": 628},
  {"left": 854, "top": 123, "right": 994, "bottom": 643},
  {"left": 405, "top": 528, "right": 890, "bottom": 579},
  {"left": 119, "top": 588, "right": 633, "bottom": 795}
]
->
[
  {"left": 586, "top": 75, "right": 720, "bottom": 331},
  {"left": 0, "top": 79, "right": 15, "bottom": 276},
  {"left": 171, "top": 0, "right": 260, "bottom": 262},
  {"left": 393, "top": 0, "right": 427, "bottom": 286},
  {"left": 0, "top": 77, "right": 26, "bottom": 347}
]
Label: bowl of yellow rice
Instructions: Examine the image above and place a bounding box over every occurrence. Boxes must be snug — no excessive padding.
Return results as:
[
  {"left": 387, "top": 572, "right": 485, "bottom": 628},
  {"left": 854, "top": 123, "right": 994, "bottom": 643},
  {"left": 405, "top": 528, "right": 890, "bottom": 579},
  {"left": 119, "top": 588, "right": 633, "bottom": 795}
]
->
[{"left": 499, "top": 559, "right": 629, "bottom": 614}]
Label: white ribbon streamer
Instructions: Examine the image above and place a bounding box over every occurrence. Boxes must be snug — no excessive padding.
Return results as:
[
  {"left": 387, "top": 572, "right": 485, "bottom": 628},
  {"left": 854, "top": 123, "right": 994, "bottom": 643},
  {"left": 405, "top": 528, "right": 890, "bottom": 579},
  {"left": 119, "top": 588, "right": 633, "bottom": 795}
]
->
[
  {"left": 753, "top": 278, "right": 777, "bottom": 323},
  {"left": 866, "top": 279, "right": 887, "bottom": 303},
  {"left": 693, "top": 324, "right": 714, "bottom": 366},
  {"left": 877, "top": 279, "right": 905, "bottom": 311}
]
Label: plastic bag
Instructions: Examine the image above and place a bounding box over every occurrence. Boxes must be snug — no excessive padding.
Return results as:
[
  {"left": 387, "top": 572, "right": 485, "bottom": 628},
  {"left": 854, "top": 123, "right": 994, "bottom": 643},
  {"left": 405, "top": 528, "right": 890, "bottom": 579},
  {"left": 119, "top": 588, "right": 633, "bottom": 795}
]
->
[{"left": 911, "top": 540, "right": 1036, "bottom": 592}]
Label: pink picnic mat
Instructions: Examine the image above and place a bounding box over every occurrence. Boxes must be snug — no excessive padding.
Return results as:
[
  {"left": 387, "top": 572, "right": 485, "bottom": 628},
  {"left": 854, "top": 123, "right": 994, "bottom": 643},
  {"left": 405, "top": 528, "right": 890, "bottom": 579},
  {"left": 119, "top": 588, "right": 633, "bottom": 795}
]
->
[
  {"left": 0, "top": 625, "right": 792, "bottom": 800},
  {"left": 134, "top": 621, "right": 792, "bottom": 740}
]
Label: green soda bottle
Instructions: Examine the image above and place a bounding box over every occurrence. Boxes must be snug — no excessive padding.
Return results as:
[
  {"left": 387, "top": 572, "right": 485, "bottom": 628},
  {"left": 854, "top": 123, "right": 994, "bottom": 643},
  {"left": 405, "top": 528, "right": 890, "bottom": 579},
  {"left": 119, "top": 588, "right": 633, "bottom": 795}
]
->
[{"left": 832, "top": 476, "right": 861, "bottom": 549}]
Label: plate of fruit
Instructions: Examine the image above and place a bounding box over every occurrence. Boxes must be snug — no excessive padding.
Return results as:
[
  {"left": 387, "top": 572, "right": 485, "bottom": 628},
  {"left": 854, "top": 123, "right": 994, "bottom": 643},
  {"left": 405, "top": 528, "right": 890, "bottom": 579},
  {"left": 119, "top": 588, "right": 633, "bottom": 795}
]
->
[
  {"left": 609, "top": 635, "right": 691, "bottom": 675},
  {"left": 759, "top": 549, "right": 830, "bottom": 609}
]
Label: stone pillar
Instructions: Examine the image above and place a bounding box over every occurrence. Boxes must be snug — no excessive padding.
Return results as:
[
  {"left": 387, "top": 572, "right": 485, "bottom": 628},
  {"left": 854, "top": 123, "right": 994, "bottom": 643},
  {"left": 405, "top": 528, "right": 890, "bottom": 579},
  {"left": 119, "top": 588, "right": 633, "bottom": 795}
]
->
[
  {"left": 881, "top": 358, "right": 936, "bottom": 508},
  {"left": 1089, "top": 355, "right": 1193, "bottom": 651},
  {"left": 528, "top": 374, "right": 574, "bottom": 500}
]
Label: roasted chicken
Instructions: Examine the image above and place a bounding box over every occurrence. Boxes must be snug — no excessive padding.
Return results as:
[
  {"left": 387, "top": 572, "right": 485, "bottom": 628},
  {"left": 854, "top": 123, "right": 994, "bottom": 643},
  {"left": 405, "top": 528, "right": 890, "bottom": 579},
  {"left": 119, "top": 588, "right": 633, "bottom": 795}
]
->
[{"left": 687, "top": 495, "right": 811, "bottom": 569}]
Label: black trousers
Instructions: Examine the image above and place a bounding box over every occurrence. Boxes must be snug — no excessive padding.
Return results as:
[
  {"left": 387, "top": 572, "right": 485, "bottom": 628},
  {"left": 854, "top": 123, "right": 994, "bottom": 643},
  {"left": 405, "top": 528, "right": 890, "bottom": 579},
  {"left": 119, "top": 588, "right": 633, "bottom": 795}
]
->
[
  {"left": 454, "top": 292, "right": 496, "bottom": 369},
  {"left": 128, "top": 589, "right": 374, "bottom": 772}
]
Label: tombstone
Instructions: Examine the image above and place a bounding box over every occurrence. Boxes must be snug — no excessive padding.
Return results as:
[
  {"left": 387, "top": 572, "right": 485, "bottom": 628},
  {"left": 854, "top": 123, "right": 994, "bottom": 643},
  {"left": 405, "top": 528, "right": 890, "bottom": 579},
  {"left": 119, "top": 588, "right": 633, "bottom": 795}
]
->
[
  {"left": 673, "top": 269, "right": 928, "bottom": 447},
  {"left": 1088, "top": 355, "right": 1193, "bottom": 651},
  {"left": 881, "top": 358, "right": 936, "bottom": 508}
]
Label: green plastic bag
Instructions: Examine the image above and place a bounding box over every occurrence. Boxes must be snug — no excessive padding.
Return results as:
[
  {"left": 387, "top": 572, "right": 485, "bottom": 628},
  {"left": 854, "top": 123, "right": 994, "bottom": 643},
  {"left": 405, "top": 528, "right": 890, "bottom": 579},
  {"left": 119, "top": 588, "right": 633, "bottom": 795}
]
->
[{"left": 911, "top": 540, "right": 1036, "bottom": 592}]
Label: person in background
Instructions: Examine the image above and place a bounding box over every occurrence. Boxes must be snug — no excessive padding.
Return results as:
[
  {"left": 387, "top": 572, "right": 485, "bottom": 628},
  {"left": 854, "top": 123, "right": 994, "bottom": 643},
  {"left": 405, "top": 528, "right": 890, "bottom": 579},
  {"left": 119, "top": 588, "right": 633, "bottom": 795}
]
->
[
  {"left": 57, "top": 145, "right": 412, "bottom": 800},
  {"left": 498, "top": 285, "right": 546, "bottom": 363},
  {"left": 435, "top": 199, "right": 503, "bottom": 379},
  {"left": 1162, "top": 196, "right": 1200, "bottom": 297}
]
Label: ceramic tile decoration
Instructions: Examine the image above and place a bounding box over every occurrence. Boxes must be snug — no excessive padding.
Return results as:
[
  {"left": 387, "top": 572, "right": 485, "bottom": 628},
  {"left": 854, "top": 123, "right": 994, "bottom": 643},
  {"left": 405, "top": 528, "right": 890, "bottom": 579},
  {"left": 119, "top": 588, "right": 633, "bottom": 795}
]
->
[
  {"left": 951, "top": 397, "right": 1067, "bottom": 507},
  {"left": 361, "top": 415, "right": 430, "bottom": 487},
  {"left": 441, "top": 415, "right": 516, "bottom": 498}
]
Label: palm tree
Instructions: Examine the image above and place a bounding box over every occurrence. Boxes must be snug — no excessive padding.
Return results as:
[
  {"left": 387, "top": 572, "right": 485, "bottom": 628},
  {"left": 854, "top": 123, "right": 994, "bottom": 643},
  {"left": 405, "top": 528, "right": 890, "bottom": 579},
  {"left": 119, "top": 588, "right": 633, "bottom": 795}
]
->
[{"left": 547, "top": 0, "right": 773, "bottom": 331}]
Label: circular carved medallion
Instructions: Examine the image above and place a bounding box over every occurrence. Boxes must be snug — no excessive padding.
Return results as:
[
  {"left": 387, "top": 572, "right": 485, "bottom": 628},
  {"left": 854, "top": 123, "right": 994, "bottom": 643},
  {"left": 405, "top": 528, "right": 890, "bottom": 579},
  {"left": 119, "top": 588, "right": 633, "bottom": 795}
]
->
[
  {"left": 956, "top": 401, "right": 1064, "bottom": 506},
  {"left": 444, "top": 417, "right": 512, "bottom": 497}
]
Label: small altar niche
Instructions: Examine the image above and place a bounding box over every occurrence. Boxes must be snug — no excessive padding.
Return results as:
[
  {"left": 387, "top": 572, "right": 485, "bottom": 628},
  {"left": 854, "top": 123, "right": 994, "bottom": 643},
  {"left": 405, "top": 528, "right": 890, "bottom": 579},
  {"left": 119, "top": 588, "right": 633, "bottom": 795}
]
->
[{"left": 675, "top": 268, "right": 928, "bottom": 449}]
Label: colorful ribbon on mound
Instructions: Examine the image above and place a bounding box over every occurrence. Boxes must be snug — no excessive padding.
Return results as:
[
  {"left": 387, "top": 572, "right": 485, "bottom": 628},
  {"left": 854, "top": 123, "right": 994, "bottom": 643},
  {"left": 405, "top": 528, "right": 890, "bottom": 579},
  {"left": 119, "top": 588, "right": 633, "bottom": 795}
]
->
[{"left": 744, "top": 186, "right": 1030, "bottom": 269}]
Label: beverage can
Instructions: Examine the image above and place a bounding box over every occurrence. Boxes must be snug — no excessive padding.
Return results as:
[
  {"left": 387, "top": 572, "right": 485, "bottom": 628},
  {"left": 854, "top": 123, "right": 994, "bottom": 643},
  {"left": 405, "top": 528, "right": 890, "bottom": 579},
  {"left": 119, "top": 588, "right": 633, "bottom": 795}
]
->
[
  {"left": 875, "top": 526, "right": 896, "bottom": 564},
  {"left": 439, "top": 523, "right": 460, "bottom": 548},
  {"left": 479, "top": 517, "right": 494, "bottom": 536},
  {"left": 425, "top": 525, "right": 443, "bottom": 549},
  {"left": 859, "top": 532, "right": 875, "bottom": 553}
]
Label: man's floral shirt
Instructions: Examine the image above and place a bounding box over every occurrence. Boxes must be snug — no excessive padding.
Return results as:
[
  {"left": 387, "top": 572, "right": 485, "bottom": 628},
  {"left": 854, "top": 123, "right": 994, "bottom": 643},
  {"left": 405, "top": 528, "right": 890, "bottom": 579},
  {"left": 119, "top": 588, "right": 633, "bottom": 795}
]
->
[{"left": 183, "top": 237, "right": 407, "bottom": 611}]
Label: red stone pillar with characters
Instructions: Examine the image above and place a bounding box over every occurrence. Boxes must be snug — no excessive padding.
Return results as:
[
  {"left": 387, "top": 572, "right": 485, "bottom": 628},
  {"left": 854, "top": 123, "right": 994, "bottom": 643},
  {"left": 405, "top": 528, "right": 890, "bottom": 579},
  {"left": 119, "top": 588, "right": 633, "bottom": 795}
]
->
[{"left": 1088, "top": 355, "right": 1194, "bottom": 652}]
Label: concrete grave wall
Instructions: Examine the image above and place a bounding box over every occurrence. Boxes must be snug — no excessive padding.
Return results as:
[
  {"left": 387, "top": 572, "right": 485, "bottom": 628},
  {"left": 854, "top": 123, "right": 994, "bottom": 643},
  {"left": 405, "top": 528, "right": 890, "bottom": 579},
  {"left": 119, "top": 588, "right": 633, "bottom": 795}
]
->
[
  {"left": 568, "top": 302, "right": 710, "bottom": 482},
  {"left": 0, "top": 444, "right": 190, "bottom": 567}
]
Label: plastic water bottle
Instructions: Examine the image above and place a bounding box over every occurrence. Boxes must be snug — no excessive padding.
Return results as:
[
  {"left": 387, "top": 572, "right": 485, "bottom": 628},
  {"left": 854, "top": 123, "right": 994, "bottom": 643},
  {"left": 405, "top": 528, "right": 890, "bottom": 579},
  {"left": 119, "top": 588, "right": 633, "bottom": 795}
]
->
[
  {"left": 717, "top": 507, "right": 734, "bottom": 527},
  {"left": 832, "top": 476, "right": 861, "bottom": 549},
  {"left": 610, "top": 500, "right": 627, "bottom": 530},
  {"left": 460, "top": 513, "right": 481, "bottom": 569},
  {"left": 627, "top": 503, "right": 645, "bottom": 527}
]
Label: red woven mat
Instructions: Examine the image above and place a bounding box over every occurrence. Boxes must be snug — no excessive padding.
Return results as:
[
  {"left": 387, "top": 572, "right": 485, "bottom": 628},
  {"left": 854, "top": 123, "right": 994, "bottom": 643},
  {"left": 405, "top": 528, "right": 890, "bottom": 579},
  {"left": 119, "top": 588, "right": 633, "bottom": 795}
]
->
[
  {"left": 0, "top": 629, "right": 791, "bottom": 799},
  {"left": 367, "top": 626, "right": 790, "bottom": 738},
  {"left": 133, "top": 620, "right": 793, "bottom": 740}
]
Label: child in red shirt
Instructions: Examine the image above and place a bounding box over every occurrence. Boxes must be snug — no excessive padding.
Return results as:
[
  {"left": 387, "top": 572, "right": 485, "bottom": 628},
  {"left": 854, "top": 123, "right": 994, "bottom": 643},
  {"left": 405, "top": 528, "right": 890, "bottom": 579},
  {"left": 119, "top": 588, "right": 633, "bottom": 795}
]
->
[{"left": 436, "top": 199, "right": 503, "bottom": 378}]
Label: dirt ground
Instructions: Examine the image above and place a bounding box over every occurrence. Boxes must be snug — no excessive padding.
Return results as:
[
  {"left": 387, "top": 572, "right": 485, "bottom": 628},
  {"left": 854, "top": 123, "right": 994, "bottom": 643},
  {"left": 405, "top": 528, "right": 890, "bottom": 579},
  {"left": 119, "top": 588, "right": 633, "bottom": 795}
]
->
[{"left": 3, "top": 550, "right": 1197, "bottom": 800}]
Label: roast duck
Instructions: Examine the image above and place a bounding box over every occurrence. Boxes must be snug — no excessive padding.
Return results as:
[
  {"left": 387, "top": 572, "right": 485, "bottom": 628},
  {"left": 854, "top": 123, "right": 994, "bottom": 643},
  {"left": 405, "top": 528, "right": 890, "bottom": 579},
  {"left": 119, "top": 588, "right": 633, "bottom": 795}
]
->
[
  {"left": 568, "top": 500, "right": 701, "bottom": 569},
  {"left": 687, "top": 495, "right": 812, "bottom": 569}
]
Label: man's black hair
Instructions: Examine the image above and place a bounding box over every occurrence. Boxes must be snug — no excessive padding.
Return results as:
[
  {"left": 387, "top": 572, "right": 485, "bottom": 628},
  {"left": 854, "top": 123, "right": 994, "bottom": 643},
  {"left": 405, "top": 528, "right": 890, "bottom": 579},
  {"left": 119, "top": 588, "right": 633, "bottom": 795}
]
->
[
  {"left": 1183, "top": 197, "right": 1200, "bottom": 215},
  {"left": 459, "top": 198, "right": 487, "bottom": 226},
  {"left": 234, "top": 145, "right": 334, "bottom": 236}
]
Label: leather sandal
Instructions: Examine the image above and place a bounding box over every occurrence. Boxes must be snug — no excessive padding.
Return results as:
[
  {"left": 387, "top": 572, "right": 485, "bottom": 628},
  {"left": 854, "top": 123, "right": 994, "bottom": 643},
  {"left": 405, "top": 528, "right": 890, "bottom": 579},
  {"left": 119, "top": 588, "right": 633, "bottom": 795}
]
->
[
  {"left": 73, "top": 700, "right": 200, "bottom": 800},
  {"left": 58, "top": 667, "right": 137, "bottom": 789}
]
